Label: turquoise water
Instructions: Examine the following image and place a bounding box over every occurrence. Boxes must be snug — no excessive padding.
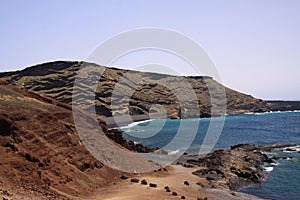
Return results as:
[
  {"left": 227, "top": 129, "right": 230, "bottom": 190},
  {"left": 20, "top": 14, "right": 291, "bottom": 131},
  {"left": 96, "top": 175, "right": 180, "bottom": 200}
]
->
[{"left": 121, "top": 111, "right": 300, "bottom": 200}]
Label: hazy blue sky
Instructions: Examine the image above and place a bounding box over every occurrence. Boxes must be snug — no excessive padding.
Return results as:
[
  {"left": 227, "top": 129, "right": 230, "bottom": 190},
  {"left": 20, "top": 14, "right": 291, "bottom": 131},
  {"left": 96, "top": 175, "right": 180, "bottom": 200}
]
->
[{"left": 1, "top": 0, "right": 299, "bottom": 100}]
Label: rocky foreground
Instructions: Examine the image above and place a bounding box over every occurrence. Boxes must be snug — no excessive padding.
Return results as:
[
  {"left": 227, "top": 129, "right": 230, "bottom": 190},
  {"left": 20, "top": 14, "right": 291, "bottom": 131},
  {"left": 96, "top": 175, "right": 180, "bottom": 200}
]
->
[
  {"left": 88, "top": 143, "right": 297, "bottom": 200},
  {"left": 176, "top": 143, "right": 297, "bottom": 191}
]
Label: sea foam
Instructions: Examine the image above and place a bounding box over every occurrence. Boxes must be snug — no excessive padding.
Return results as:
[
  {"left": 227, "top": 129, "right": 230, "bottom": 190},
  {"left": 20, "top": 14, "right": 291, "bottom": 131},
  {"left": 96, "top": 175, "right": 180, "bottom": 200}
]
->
[{"left": 263, "top": 166, "right": 274, "bottom": 172}]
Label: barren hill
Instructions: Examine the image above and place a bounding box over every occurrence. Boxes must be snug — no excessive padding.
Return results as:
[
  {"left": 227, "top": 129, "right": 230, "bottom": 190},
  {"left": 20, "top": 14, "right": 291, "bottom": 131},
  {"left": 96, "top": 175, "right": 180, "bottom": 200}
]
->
[{"left": 0, "top": 61, "right": 284, "bottom": 126}]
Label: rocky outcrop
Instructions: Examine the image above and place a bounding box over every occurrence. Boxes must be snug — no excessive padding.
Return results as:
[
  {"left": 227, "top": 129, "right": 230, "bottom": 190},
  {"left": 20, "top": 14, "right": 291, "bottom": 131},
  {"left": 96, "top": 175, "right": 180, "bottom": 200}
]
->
[
  {"left": 266, "top": 101, "right": 300, "bottom": 111},
  {"left": 105, "top": 128, "right": 156, "bottom": 153},
  {"left": 177, "top": 144, "right": 293, "bottom": 191},
  {"left": 1, "top": 61, "right": 296, "bottom": 126}
]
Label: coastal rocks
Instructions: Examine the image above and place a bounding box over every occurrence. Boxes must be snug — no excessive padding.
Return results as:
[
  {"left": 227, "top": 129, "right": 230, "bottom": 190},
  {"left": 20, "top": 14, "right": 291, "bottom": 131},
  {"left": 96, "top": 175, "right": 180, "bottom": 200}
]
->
[
  {"left": 266, "top": 101, "right": 300, "bottom": 112},
  {"left": 285, "top": 148, "right": 297, "bottom": 152},
  {"left": 105, "top": 129, "right": 157, "bottom": 153},
  {"left": 186, "top": 144, "right": 275, "bottom": 191},
  {"left": 257, "top": 143, "right": 297, "bottom": 151},
  {"left": 272, "top": 156, "right": 293, "bottom": 160},
  {"left": 196, "top": 182, "right": 205, "bottom": 187},
  {"left": 192, "top": 169, "right": 224, "bottom": 181}
]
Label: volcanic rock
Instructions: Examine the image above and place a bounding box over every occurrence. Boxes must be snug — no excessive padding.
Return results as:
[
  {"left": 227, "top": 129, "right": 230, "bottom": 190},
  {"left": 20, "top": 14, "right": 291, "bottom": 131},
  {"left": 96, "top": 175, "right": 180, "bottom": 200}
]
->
[
  {"left": 1, "top": 61, "right": 296, "bottom": 125},
  {"left": 189, "top": 144, "right": 273, "bottom": 190}
]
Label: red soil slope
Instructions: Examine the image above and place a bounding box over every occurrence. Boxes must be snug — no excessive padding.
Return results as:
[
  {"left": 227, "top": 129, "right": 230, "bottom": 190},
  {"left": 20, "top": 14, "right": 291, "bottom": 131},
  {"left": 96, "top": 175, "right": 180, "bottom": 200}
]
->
[{"left": 0, "top": 81, "right": 124, "bottom": 199}]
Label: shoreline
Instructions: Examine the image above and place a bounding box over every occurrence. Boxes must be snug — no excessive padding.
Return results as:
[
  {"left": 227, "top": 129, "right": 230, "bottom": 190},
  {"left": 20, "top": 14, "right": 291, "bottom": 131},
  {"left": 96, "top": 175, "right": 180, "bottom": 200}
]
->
[
  {"left": 106, "top": 110, "right": 300, "bottom": 129},
  {"left": 179, "top": 143, "right": 297, "bottom": 199},
  {"left": 102, "top": 113, "right": 300, "bottom": 200},
  {"left": 90, "top": 164, "right": 267, "bottom": 200},
  {"left": 104, "top": 114, "right": 152, "bottom": 128},
  {"left": 2, "top": 142, "right": 296, "bottom": 200},
  {"left": 90, "top": 143, "right": 297, "bottom": 200},
  {"left": 102, "top": 110, "right": 300, "bottom": 199},
  {"left": 119, "top": 119, "right": 154, "bottom": 129}
]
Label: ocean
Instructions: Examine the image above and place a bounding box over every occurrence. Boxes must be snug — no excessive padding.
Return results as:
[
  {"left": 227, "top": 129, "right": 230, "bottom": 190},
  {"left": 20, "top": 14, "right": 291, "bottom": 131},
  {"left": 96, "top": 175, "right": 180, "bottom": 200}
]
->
[{"left": 121, "top": 111, "right": 300, "bottom": 200}]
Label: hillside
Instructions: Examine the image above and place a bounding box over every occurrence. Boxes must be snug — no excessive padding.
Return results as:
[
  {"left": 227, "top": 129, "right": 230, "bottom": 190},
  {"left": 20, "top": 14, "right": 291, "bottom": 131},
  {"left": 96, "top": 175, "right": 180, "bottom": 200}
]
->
[
  {"left": 0, "top": 81, "right": 156, "bottom": 199},
  {"left": 0, "top": 61, "right": 284, "bottom": 127}
]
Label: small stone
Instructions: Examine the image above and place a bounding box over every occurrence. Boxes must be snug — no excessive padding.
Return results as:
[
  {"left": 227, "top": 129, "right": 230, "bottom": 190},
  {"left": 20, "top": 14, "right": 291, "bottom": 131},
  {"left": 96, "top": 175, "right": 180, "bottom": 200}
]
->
[
  {"left": 164, "top": 186, "right": 171, "bottom": 192},
  {"left": 172, "top": 191, "right": 178, "bottom": 196},
  {"left": 2, "top": 190, "right": 10, "bottom": 196},
  {"left": 66, "top": 176, "right": 72, "bottom": 182},
  {"left": 232, "top": 192, "right": 239, "bottom": 197},
  {"left": 130, "top": 178, "right": 139, "bottom": 183},
  {"left": 184, "top": 181, "right": 189, "bottom": 185},
  {"left": 120, "top": 175, "right": 128, "bottom": 180},
  {"left": 196, "top": 182, "right": 205, "bottom": 187},
  {"left": 181, "top": 196, "right": 186, "bottom": 199},
  {"left": 149, "top": 183, "right": 157, "bottom": 188},
  {"left": 141, "top": 179, "right": 147, "bottom": 185}
]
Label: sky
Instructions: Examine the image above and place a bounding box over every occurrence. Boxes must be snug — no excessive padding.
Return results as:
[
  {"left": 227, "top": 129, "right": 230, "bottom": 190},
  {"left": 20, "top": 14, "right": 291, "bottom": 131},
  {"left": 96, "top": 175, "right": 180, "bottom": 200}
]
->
[{"left": 0, "top": 0, "right": 299, "bottom": 100}]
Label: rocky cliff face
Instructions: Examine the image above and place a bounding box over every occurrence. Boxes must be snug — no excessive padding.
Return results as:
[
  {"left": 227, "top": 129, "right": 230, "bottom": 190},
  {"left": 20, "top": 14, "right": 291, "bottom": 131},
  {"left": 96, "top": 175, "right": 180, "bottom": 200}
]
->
[
  {"left": 0, "top": 61, "right": 284, "bottom": 125},
  {"left": 266, "top": 100, "right": 300, "bottom": 111}
]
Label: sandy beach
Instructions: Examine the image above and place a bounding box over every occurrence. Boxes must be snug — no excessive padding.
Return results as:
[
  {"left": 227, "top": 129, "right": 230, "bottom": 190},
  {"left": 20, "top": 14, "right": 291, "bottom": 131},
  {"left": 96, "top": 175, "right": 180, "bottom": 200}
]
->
[
  {"left": 91, "top": 165, "right": 209, "bottom": 200},
  {"left": 90, "top": 165, "right": 266, "bottom": 200}
]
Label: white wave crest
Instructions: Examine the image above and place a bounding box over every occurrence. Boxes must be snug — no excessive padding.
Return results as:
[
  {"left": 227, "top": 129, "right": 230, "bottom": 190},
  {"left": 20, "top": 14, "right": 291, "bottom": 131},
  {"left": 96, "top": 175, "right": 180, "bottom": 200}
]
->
[
  {"left": 264, "top": 166, "right": 274, "bottom": 172},
  {"left": 168, "top": 149, "right": 180, "bottom": 156},
  {"left": 120, "top": 119, "right": 154, "bottom": 129}
]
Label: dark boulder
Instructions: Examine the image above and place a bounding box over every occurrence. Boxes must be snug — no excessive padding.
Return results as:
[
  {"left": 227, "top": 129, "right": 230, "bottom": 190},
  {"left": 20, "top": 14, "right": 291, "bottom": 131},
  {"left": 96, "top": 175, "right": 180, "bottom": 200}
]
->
[
  {"left": 141, "top": 179, "right": 147, "bottom": 185},
  {"left": 172, "top": 192, "right": 178, "bottom": 196},
  {"left": 149, "top": 183, "right": 157, "bottom": 188},
  {"left": 120, "top": 175, "right": 128, "bottom": 180},
  {"left": 130, "top": 178, "right": 139, "bottom": 183}
]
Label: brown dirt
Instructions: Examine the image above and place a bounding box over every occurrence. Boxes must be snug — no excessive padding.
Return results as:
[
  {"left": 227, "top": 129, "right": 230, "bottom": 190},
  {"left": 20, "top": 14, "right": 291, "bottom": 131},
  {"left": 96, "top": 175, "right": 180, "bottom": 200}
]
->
[
  {"left": 0, "top": 83, "right": 124, "bottom": 199},
  {"left": 91, "top": 165, "right": 210, "bottom": 200}
]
